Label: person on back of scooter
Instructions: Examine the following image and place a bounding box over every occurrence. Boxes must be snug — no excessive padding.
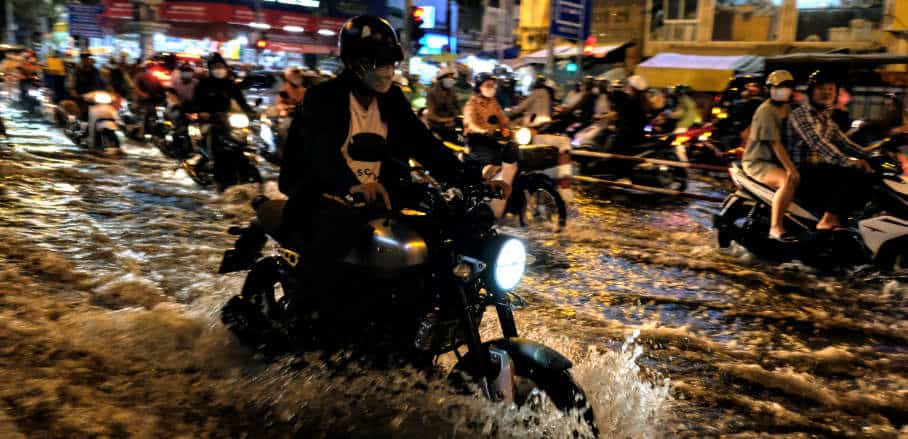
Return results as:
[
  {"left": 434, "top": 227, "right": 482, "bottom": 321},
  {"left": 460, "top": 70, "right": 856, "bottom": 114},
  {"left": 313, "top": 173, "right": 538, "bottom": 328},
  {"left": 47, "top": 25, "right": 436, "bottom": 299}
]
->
[
  {"left": 464, "top": 72, "right": 517, "bottom": 218},
  {"left": 277, "top": 16, "right": 504, "bottom": 273},
  {"left": 186, "top": 53, "right": 255, "bottom": 191},
  {"left": 133, "top": 61, "right": 167, "bottom": 135},
  {"left": 171, "top": 62, "right": 198, "bottom": 105},
  {"left": 603, "top": 75, "right": 651, "bottom": 157},
  {"left": 668, "top": 84, "right": 701, "bottom": 133},
  {"left": 787, "top": 70, "right": 874, "bottom": 232},
  {"left": 742, "top": 70, "right": 800, "bottom": 242},
  {"left": 426, "top": 67, "right": 460, "bottom": 141},
  {"left": 508, "top": 74, "right": 553, "bottom": 127}
]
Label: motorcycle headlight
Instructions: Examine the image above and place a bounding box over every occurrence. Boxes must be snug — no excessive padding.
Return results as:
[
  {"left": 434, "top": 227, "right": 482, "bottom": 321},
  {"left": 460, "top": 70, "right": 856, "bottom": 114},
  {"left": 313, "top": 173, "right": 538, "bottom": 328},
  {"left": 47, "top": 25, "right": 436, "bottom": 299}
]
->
[
  {"left": 188, "top": 125, "right": 201, "bottom": 138},
  {"left": 515, "top": 127, "right": 533, "bottom": 146},
  {"left": 93, "top": 92, "right": 113, "bottom": 104},
  {"left": 228, "top": 113, "right": 250, "bottom": 129},
  {"left": 484, "top": 236, "right": 526, "bottom": 292}
]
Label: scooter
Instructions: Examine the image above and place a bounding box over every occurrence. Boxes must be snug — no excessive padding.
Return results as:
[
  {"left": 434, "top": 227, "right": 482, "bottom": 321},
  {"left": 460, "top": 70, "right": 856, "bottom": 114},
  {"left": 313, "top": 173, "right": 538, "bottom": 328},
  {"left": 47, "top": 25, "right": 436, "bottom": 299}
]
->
[
  {"left": 572, "top": 127, "right": 689, "bottom": 191},
  {"left": 714, "top": 144, "right": 908, "bottom": 269},
  {"left": 149, "top": 105, "right": 194, "bottom": 159},
  {"left": 180, "top": 112, "right": 262, "bottom": 191},
  {"left": 64, "top": 91, "right": 121, "bottom": 152},
  {"left": 18, "top": 74, "right": 43, "bottom": 117}
]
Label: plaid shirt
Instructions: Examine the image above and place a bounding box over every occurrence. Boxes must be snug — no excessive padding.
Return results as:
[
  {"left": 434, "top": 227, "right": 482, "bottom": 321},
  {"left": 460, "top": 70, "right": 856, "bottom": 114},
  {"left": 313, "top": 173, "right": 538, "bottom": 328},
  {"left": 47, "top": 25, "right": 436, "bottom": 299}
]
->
[{"left": 787, "top": 103, "right": 866, "bottom": 168}]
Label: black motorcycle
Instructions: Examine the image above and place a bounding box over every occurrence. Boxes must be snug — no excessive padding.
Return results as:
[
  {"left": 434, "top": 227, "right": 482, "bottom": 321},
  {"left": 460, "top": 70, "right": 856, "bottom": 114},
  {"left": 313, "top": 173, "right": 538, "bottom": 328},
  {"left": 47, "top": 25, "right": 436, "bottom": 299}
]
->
[
  {"left": 180, "top": 112, "right": 262, "bottom": 191},
  {"left": 217, "top": 138, "right": 594, "bottom": 431},
  {"left": 149, "top": 105, "right": 194, "bottom": 159},
  {"left": 573, "top": 128, "right": 690, "bottom": 192},
  {"left": 18, "top": 73, "right": 43, "bottom": 117}
]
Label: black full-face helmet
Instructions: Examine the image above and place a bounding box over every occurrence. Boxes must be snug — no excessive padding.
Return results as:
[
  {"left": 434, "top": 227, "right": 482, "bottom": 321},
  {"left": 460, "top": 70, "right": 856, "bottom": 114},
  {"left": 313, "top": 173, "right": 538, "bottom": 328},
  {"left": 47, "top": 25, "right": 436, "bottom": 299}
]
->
[{"left": 339, "top": 15, "right": 404, "bottom": 72}]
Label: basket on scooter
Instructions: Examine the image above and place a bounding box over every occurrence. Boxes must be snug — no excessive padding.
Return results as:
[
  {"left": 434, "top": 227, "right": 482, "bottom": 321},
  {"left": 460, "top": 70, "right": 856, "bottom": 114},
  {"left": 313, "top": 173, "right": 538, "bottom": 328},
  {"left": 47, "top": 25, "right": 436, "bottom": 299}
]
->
[{"left": 518, "top": 144, "right": 560, "bottom": 172}]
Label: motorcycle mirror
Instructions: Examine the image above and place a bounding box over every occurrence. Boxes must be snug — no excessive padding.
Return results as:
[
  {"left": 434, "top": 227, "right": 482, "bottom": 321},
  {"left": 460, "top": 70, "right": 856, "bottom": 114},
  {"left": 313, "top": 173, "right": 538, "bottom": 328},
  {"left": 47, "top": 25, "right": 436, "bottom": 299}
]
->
[
  {"left": 347, "top": 133, "right": 388, "bottom": 162},
  {"left": 488, "top": 115, "right": 500, "bottom": 125}
]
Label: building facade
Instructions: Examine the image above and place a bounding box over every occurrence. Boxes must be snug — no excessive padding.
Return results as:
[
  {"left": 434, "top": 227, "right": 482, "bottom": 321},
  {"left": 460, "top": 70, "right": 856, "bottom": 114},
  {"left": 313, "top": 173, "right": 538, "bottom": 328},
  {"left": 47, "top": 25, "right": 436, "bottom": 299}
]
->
[{"left": 645, "top": 0, "right": 906, "bottom": 56}]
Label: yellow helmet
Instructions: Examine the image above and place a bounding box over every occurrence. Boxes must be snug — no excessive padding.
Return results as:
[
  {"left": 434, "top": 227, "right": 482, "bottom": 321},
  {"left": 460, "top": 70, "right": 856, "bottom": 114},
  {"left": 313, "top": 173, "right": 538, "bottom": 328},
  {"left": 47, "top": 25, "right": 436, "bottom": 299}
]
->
[{"left": 766, "top": 70, "right": 794, "bottom": 87}]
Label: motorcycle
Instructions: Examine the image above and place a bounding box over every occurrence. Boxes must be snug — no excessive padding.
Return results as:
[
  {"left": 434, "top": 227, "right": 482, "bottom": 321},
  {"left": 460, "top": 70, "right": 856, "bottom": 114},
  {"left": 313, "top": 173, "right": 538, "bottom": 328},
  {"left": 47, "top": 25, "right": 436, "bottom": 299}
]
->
[
  {"left": 252, "top": 101, "right": 292, "bottom": 165},
  {"left": 149, "top": 105, "right": 194, "bottom": 159},
  {"left": 63, "top": 91, "right": 121, "bottom": 152},
  {"left": 572, "top": 126, "right": 690, "bottom": 191},
  {"left": 433, "top": 117, "right": 568, "bottom": 230},
  {"left": 714, "top": 142, "right": 908, "bottom": 269},
  {"left": 217, "top": 141, "right": 595, "bottom": 431},
  {"left": 180, "top": 112, "right": 262, "bottom": 191},
  {"left": 18, "top": 73, "right": 43, "bottom": 117}
]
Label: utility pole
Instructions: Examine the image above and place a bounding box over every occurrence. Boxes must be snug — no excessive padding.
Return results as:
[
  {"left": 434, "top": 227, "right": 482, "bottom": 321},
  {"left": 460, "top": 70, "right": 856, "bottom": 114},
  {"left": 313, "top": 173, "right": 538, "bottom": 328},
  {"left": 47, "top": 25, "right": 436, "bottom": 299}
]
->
[
  {"left": 446, "top": 0, "right": 452, "bottom": 52},
  {"left": 5, "top": 0, "right": 16, "bottom": 43}
]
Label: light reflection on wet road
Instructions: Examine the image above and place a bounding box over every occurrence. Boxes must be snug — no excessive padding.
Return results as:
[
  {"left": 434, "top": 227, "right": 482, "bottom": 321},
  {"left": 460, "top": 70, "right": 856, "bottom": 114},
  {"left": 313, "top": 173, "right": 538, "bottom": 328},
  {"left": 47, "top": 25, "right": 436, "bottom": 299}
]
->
[{"left": 1, "top": 103, "right": 906, "bottom": 438}]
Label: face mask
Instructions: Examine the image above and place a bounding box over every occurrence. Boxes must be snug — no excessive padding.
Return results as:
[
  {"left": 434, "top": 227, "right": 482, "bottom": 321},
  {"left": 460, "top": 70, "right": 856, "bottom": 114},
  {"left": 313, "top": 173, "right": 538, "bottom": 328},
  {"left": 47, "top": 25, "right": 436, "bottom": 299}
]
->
[
  {"left": 360, "top": 64, "right": 395, "bottom": 94},
  {"left": 481, "top": 86, "right": 497, "bottom": 98},
  {"left": 442, "top": 77, "right": 455, "bottom": 89},
  {"left": 770, "top": 87, "right": 792, "bottom": 102},
  {"left": 180, "top": 72, "right": 193, "bottom": 81},
  {"left": 212, "top": 68, "right": 228, "bottom": 79}
]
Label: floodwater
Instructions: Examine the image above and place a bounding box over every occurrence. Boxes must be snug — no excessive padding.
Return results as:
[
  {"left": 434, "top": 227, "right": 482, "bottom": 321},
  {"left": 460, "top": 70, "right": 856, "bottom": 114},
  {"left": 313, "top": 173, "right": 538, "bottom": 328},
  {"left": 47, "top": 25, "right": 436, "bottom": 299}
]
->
[{"left": 0, "top": 103, "right": 905, "bottom": 438}]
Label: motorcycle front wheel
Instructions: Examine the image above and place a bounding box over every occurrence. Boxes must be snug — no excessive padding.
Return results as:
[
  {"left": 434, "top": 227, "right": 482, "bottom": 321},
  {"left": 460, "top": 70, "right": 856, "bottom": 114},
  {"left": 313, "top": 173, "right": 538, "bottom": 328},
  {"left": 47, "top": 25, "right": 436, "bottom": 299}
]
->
[
  {"left": 452, "top": 349, "right": 597, "bottom": 436},
  {"left": 517, "top": 177, "right": 567, "bottom": 231}
]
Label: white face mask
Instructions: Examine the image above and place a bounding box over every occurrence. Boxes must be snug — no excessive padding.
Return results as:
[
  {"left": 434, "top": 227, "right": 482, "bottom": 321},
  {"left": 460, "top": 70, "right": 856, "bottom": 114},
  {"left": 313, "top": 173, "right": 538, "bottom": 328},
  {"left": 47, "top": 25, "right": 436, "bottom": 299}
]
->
[
  {"left": 481, "top": 86, "right": 497, "bottom": 98},
  {"left": 212, "top": 68, "right": 228, "bottom": 79},
  {"left": 442, "top": 77, "right": 455, "bottom": 89},
  {"left": 770, "top": 87, "right": 792, "bottom": 102}
]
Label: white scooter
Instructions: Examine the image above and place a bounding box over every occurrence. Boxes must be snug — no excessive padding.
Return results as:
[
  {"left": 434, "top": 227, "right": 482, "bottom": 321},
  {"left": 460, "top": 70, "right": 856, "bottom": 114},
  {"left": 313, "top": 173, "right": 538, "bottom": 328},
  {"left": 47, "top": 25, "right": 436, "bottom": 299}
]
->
[
  {"left": 714, "top": 144, "right": 908, "bottom": 269},
  {"left": 64, "top": 91, "right": 121, "bottom": 152}
]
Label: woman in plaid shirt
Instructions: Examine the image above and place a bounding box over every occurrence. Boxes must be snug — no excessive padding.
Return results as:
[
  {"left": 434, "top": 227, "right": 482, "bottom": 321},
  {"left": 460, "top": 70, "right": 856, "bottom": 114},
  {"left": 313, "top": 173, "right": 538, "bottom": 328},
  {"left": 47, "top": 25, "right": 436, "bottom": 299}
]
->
[{"left": 787, "top": 70, "right": 874, "bottom": 231}]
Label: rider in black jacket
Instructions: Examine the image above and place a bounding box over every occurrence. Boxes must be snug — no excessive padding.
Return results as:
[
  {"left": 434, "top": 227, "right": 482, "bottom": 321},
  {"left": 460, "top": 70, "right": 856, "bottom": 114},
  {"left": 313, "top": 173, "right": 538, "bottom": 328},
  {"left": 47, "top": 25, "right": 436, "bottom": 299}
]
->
[{"left": 279, "top": 16, "right": 501, "bottom": 259}]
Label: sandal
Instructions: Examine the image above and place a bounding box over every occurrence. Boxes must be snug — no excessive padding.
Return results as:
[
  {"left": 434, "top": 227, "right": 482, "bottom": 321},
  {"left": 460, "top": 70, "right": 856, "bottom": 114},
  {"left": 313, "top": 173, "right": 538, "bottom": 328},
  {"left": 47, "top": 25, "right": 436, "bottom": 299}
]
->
[{"left": 768, "top": 231, "right": 800, "bottom": 243}]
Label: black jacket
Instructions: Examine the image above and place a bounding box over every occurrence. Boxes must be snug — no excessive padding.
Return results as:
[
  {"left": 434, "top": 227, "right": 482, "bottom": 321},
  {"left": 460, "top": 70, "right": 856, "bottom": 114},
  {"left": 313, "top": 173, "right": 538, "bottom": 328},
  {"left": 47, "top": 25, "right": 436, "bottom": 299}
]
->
[
  {"left": 190, "top": 76, "right": 252, "bottom": 115},
  {"left": 279, "top": 72, "right": 464, "bottom": 217}
]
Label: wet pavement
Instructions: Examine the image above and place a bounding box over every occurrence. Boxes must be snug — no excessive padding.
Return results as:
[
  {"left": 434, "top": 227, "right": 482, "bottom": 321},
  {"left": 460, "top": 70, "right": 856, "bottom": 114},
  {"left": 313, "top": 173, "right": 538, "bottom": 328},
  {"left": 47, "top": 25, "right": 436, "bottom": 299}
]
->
[{"left": 0, "top": 102, "right": 906, "bottom": 438}]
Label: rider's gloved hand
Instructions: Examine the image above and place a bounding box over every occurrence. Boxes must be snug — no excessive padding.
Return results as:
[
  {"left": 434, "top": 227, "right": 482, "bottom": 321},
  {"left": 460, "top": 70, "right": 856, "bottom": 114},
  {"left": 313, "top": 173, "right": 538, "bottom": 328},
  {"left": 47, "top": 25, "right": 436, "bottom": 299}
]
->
[{"left": 350, "top": 182, "right": 392, "bottom": 210}]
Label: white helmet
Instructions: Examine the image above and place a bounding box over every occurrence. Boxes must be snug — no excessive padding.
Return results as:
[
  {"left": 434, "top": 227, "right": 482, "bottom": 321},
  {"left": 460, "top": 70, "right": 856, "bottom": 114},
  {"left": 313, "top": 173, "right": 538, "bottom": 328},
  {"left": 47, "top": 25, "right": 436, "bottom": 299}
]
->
[{"left": 627, "top": 75, "right": 648, "bottom": 92}]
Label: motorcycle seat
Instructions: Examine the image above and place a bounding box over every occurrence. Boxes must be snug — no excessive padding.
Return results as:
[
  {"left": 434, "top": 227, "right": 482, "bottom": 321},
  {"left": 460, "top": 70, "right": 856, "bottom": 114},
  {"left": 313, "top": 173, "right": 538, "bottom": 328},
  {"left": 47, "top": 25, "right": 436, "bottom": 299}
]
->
[{"left": 731, "top": 162, "right": 822, "bottom": 221}]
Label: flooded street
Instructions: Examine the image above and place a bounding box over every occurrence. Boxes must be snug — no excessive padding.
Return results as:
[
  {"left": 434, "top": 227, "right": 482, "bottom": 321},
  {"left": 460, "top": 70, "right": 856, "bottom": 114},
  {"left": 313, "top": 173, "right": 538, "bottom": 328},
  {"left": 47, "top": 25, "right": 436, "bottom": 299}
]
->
[{"left": 1, "top": 104, "right": 906, "bottom": 438}]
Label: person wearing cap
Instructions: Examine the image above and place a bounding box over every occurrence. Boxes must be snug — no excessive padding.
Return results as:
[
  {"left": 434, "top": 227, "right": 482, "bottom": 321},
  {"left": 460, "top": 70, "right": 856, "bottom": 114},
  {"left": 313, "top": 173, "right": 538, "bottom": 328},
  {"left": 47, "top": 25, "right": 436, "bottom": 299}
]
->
[
  {"left": 170, "top": 63, "right": 198, "bottom": 105},
  {"left": 280, "top": 66, "right": 307, "bottom": 107},
  {"left": 787, "top": 70, "right": 873, "bottom": 232},
  {"left": 185, "top": 52, "right": 255, "bottom": 191},
  {"left": 426, "top": 67, "right": 460, "bottom": 139},
  {"left": 742, "top": 70, "right": 800, "bottom": 242}
]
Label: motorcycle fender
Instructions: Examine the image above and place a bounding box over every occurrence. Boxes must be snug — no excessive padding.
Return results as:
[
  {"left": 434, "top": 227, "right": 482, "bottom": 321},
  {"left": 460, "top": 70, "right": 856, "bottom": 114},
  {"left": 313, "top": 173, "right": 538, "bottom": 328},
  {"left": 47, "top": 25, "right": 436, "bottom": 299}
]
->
[{"left": 487, "top": 337, "right": 573, "bottom": 372}]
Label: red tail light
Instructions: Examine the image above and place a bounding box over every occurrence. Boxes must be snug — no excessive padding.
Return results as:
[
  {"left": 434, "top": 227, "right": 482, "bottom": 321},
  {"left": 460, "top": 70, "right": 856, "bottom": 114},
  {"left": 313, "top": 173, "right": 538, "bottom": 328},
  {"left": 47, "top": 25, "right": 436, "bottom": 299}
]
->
[{"left": 150, "top": 67, "right": 171, "bottom": 83}]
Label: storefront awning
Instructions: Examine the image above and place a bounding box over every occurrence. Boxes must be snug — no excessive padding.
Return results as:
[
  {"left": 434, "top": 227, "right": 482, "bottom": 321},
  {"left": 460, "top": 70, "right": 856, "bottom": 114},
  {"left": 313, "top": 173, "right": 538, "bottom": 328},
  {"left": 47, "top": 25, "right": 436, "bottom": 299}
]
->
[{"left": 635, "top": 53, "right": 764, "bottom": 92}]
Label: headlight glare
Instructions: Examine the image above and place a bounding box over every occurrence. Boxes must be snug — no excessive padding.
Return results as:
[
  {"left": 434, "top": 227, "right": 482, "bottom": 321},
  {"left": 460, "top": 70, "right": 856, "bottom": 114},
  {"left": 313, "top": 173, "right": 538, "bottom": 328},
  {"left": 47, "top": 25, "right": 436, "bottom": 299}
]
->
[
  {"left": 515, "top": 127, "right": 533, "bottom": 146},
  {"left": 228, "top": 113, "right": 250, "bottom": 129},
  {"left": 492, "top": 238, "right": 526, "bottom": 291}
]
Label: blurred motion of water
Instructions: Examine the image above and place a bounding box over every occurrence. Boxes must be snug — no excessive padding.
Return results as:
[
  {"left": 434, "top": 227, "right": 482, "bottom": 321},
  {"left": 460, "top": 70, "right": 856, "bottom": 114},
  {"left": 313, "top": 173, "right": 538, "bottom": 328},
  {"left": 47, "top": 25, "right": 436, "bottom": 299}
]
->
[{"left": 0, "top": 105, "right": 905, "bottom": 437}]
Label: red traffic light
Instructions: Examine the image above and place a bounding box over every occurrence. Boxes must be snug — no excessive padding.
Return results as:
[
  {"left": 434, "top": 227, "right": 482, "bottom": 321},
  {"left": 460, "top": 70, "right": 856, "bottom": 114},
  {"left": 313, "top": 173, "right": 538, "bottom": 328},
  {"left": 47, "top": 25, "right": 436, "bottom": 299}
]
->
[
  {"left": 256, "top": 39, "right": 268, "bottom": 49},
  {"left": 412, "top": 7, "right": 424, "bottom": 19}
]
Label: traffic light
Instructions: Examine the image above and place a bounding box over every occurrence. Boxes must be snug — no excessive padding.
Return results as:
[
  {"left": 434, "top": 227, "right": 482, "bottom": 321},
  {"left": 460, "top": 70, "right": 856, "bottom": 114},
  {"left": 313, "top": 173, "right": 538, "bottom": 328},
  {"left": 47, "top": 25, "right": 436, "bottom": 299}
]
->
[{"left": 409, "top": 6, "right": 426, "bottom": 54}]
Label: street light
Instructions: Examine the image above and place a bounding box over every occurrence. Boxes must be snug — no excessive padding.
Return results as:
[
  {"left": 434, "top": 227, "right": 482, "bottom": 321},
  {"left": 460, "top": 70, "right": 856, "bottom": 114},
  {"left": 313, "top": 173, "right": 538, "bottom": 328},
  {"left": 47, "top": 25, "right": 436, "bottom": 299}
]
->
[
  {"left": 317, "top": 29, "right": 336, "bottom": 36},
  {"left": 249, "top": 22, "right": 270, "bottom": 30},
  {"left": 283, "top": 25, "right": 304, "bottom": 33}
]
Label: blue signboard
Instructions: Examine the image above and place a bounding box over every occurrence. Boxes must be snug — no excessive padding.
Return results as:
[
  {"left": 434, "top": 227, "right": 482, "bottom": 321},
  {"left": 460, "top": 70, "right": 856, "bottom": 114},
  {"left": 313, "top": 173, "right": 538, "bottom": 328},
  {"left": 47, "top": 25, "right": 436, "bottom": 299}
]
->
[
  {"left": 549, "top": 0, "right": 590, "bottom": 41},
  {"left": 67, "top": 3, "right": 105, "bottom": 39}
]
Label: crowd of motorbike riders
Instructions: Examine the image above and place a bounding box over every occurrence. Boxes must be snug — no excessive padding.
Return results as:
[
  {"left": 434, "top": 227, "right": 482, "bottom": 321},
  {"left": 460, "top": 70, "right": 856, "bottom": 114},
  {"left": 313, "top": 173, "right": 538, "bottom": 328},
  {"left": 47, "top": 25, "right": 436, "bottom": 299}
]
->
[{"left": 2, "top": 16, "right": 906, "bottom": 241}]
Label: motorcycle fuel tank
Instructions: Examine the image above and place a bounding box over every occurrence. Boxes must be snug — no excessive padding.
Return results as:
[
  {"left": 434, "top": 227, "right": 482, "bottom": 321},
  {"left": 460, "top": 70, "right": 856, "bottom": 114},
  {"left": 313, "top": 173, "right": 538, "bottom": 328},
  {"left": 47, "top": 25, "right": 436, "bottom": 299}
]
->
[{"left": 343, "top": 218, "right": 429, "bottom": 272}]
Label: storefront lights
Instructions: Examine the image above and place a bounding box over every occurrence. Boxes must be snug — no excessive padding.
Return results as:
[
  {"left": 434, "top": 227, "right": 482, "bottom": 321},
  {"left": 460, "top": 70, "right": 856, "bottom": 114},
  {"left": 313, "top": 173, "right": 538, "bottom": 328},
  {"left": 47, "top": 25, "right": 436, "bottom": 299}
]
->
[
  {"left": 317, "top": 29, "right": 336, "bottom": 36},
  {"left": 283, "top": 25, "right": 305, "bottom": 33},
  {"left": 249, "top": 22, "right": 271, "bottom": 30}
]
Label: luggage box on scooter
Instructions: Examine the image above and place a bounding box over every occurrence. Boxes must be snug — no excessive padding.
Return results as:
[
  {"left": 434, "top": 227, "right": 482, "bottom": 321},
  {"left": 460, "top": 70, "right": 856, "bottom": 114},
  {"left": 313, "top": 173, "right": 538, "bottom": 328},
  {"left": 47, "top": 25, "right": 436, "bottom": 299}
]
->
[{"left": 518, "top": 144, "right": 560, "bottom": 171}]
